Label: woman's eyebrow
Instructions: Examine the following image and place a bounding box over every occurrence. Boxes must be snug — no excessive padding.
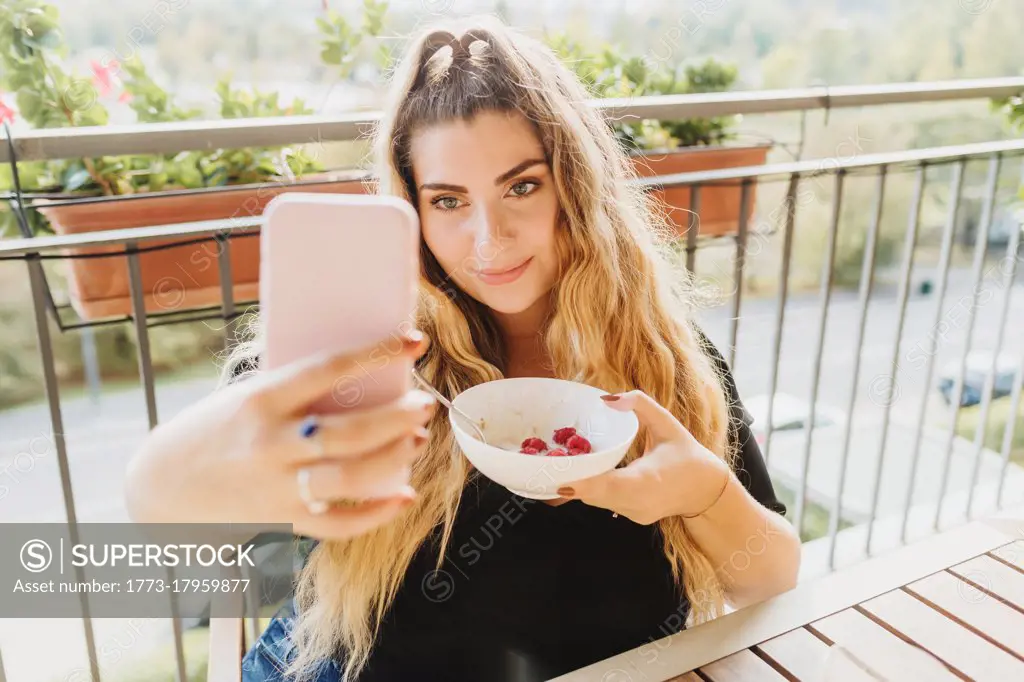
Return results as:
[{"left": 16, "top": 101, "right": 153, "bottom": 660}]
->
[
  {"left": 494, "top": 158, "right": 546, "bottom": 185},
  {"left": 418, "top": 158, "right": 547, "bottom": 194},
  {"left": 419, "top": 181, "right": 466, "bottom": 193}
]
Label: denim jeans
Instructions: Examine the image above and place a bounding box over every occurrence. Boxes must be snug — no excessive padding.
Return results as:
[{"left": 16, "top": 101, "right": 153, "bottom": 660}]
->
[{"left": 241, "top": 601, "right": 341, "bottom": 682}]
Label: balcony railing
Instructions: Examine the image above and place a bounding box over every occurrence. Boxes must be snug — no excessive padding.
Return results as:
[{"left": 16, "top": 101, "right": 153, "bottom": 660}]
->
[{"left": 1, "top": 78, "right": 1023, "bottom": 682}]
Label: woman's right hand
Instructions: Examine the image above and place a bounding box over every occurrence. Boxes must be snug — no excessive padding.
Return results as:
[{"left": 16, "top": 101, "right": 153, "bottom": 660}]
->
[{"left": 124, "top": 334, "right": 435, "bottom": 540}]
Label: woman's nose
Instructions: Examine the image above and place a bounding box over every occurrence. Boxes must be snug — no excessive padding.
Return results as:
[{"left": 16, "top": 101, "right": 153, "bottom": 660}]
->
[{"left": 470, "top": 206, "right": 512, "bottom": 266}]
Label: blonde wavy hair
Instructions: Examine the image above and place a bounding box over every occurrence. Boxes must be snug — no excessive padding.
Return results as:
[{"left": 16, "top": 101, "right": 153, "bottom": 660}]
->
[{"left": 224, "top": 15, "right": 739, "bottom": 681}]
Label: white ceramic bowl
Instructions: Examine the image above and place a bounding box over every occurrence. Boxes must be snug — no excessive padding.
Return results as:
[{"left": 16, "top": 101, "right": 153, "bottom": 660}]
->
[{"left": 449, "top": 378, "right": 640, "bottom": 499}]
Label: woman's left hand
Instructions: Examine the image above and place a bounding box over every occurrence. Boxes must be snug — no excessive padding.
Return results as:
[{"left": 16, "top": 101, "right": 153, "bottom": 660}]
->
[{"left": 556, "top": 390, "right": 733, "bottom": 525}]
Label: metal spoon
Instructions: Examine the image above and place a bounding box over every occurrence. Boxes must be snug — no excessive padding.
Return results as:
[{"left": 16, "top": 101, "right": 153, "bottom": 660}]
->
[{"left": 411, "top": 367, "right": 489, "bottom": 444}]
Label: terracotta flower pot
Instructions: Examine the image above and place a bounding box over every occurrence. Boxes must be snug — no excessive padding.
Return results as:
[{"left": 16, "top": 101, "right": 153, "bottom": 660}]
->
[
  {"left": 37, "top": 174, "right": 370, "bottom": 320},
  {"left": 630, "top": 145, "right": 770, "bottom": 237}
]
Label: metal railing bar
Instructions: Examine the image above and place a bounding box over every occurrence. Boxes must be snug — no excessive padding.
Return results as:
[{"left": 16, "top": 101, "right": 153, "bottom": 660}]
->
[
  {"left": 827, "top": 166, "right": 888, "bottom": 569},
  {"left": 727, "top": 181, "right": 753, "bottom": 370},
  {"left": 597, "top": 77, "right": 1024, "bottom": 121},
  {"left": 966, "top": 188, "right": 1022, "bottom": 515},
  {"left": 933, "top": 155, "right": 1002, "bottom": 531},
  {"left": 7, "top": 172, "right": 373, "bottom": 208},
  {"left": 0, "top": 217, "right": 262, "bottom": 255},
  {"left": 126, "top": 243, "right": 189, "bottom": 680},
  {"left": 0, "top": 234, "right": 255, "bottom": 262},
  {"left": 633, "top": 139, "right": 1024, "bottom": 190},
  {"left": 761, "top": 174, "right": 801, "bottom": 469},
  {"left": 794, "top": 171, "right": 845, "bottom": 536},
  {"left": 1, "top": 111, "right": 380, "bottom": 163},
  {"left": 13, "top": 299, "right": 256, "bottom": 334},
  {"left": 865, "top": 164, "right": 927, "bottom": 555},
  {"left": 997, "top": 338, "right": 1024, "bottom": 510},
  {"left": 166, "top": 567, "right": 188, "bottom": 682},
  {"left": 996, "top": 160, "right": 1024, "bottom": 510},
  {"left": 900, "top": 160, "right": 965, "bottom": 544},
  {"left": 216, "top": 233, "right": 241, "bottom": 354},
  {"left": 4, "top": 77, "right": 1023, "bottom": 162},
  {"left": 685, "top": 185, "right": 700, "bottom": 275},
  {"left": 145, "top": 306, "right": 258, "bottom": 330},
  {"left": 126, "top": 245, "right": 159, "bottom": 429},
  {"left": 26, "top": 254, "right": 102, "bottom": 682}
]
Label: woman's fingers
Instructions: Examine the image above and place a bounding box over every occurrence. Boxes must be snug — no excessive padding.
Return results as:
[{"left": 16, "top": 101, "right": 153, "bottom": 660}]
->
[
  {"left": 601, "top": 390, "right": 685, "bottom": 442},
  {"left": 297, "top": 495, "right": 417, "bottom": 540},
  {"left": 280, "top": 391, "right": 436, "bottom": 462},
  {"left": 299, "top": 430, "right": 427, "bottom": 501},
  {"left": 257, "top": 333, "right": 428, "bottom": 415}
]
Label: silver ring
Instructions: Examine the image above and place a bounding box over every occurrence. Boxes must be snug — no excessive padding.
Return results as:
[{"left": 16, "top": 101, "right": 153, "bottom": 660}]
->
[
  {"left": 297, "top": 468, "right": 329, "bottom": 515},
  {"left": 299, "top": 415, "right": 325, "bottom": 458}
]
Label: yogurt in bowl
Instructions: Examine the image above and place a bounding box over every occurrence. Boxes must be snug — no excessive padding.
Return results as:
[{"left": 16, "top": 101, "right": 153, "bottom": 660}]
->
[{"left": 449, "top": 378, "right": 639, "bottom": 499}]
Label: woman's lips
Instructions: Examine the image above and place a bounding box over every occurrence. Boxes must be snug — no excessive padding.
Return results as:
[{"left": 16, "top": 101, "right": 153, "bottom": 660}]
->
[{"left": 475, "top": 257, "right": 533, "bottom": 285}]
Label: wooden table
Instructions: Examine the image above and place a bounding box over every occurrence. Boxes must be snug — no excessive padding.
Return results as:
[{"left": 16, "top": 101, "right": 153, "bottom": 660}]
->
[
  {"left": 551, "top": 513, "right": 1024, "bottom": 682},
  {"left": 208, "top": 513, "right": 1023, "bottom": 682}
]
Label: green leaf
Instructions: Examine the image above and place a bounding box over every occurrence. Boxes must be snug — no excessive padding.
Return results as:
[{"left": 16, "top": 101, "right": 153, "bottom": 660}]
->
[
  {"left": 205, "top": 166, "right": 229, "bottom": 186},
  {"left": 320, "top": 45, "right": 342, "bottom": 65},
  {"left": 15, "top": 90, "right": 43, "bottom": 122},
  {"left": 62, "top": 168, "right": 91, "bottom": 191},
  {"left": 77, "top": 103, "right": 109, "bottom": 126},
  {"left": 148, "top": 171, "right": 168, "bottom": 192},
  {"left": 20, "top": 29, "right": 60, "bottom": 50}
]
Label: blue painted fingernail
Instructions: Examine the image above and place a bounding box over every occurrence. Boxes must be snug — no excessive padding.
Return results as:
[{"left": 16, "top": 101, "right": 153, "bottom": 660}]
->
[{"left": 299, "top": 416, "right": 320, "bottom": 438}]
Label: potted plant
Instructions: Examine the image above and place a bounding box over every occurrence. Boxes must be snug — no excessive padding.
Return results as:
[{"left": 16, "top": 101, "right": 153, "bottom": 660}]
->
[
  {"left": 0, "top": 0, "right": 386, "bottom": 320},
  {"left": 545, "top": 33, "right": 769, "bottom": 237}
]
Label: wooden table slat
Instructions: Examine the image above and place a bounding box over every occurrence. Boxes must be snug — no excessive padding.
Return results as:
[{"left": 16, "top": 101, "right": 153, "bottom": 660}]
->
[
  {"left": 665, "top": 673, "right": 703, "bottom": 682},
  {"left": 904, "top": 570, "right": 1024, "bottom": 655},
  {"left": 812, "top": 607, "right": 961, "bottom": 681},
  {"left": 699, "top": 648, "right": 787, "bottom": 682},
  {"left": 991, "top": 540, "right": 1024, "bottom": 572},
  {"left": 547, "top": 515, "right": 1023, "bottom": 682},
  {"left": 949, "top": 553, "right": 1024, "bottom": 610},
  {"left": 757, "top": 627, "right": 861, "bottom": 682},
  {"left": 859, "top": 588, "right": 1024, "bottom": 681}
]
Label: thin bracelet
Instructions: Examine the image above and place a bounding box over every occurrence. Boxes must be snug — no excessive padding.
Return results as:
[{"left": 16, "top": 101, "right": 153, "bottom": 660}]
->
[{"left": 681, "top": 468, "right": 732, "bottom": 519}]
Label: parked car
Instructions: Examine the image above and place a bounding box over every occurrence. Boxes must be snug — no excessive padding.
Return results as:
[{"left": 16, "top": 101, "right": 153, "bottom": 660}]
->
[
  {"left": 742, "top": 392, "right": 847, "bottom": 447},
  {"left": 936, "top": 351, "right": 1021, "bottom": 407},
  {"left": 959, "top": 203, "right": 1023, "bottom": 250}
]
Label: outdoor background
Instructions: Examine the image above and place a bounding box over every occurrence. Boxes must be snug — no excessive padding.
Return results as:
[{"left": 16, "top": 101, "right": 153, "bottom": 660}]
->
[{"left": 0, "top": 1, "right": 1022, "bottom": 680}]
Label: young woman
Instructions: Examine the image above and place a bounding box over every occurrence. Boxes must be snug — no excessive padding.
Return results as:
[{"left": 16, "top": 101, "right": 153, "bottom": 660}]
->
[{"left": 126, "top": 17, "right": 800, "bottom": 682}]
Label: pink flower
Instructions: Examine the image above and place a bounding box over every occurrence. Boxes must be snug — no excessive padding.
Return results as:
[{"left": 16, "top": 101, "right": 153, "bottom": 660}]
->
[
  {"left": 0, "top": 99, "right": 15, "bottom": 126},
  {"left": 90, "top": 59, "right": 121, "bottom": 97},
  {"left": 118, "top": 91, "right": 133, "bottom": 104}
]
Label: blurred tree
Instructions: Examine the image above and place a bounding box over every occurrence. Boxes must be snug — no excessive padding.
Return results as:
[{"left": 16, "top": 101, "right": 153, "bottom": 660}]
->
[
  {"left": 760, "top": 44, "right": 807, "bottom": 89},
  {"left": 962, "top": 2, "right": 1024, "bottom": 78}
]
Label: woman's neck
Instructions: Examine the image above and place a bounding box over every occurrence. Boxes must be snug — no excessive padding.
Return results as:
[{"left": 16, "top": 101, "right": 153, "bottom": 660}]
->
[{"left": 493, "top": 296, "right": 554, "bottom": 378}]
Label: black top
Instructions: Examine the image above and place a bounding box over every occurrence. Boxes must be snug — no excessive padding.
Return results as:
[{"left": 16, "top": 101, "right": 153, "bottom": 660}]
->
[{"left": 238, "top": 333, "right": 786, "bottom": 682}]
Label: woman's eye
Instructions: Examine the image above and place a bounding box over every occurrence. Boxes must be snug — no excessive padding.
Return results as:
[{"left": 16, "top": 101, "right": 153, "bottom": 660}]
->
[
  {"left": 508, "top": 181, "right": 538, "bottom": 198},
  {"left": 432, "top": 196, "right": 462, "bottom": 211}
]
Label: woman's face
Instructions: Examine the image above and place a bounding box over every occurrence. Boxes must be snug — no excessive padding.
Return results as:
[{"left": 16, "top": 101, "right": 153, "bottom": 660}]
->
[{"left": 410, "top": 110, "right": 560, "bottom": 316}]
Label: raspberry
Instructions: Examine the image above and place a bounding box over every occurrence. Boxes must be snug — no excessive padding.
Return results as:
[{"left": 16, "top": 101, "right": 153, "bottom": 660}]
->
[
  {"left": 552, "top": 427, "right": 576, "bottom": 445},
  {"left": 565, "top": 434, "right": 592, "bottom": 454},
  {"left": 520, "top": 446, "right": 541, "bottom": 455},
  {"left": 547, "top": 448, "right": 569, "bottom": 457},
  {"left": 521, "top": 437, "right": 547, "bottom": 451}
]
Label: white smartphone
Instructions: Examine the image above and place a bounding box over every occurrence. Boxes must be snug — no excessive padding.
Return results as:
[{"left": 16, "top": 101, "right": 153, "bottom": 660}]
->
[{"left": 259, "top": 193, "right": 421, "bottom": 415}]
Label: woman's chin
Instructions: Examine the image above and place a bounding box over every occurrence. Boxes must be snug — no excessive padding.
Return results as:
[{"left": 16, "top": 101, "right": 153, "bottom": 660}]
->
[{"left": 474, "top": 288, "right": 547, "bottom": 316}]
